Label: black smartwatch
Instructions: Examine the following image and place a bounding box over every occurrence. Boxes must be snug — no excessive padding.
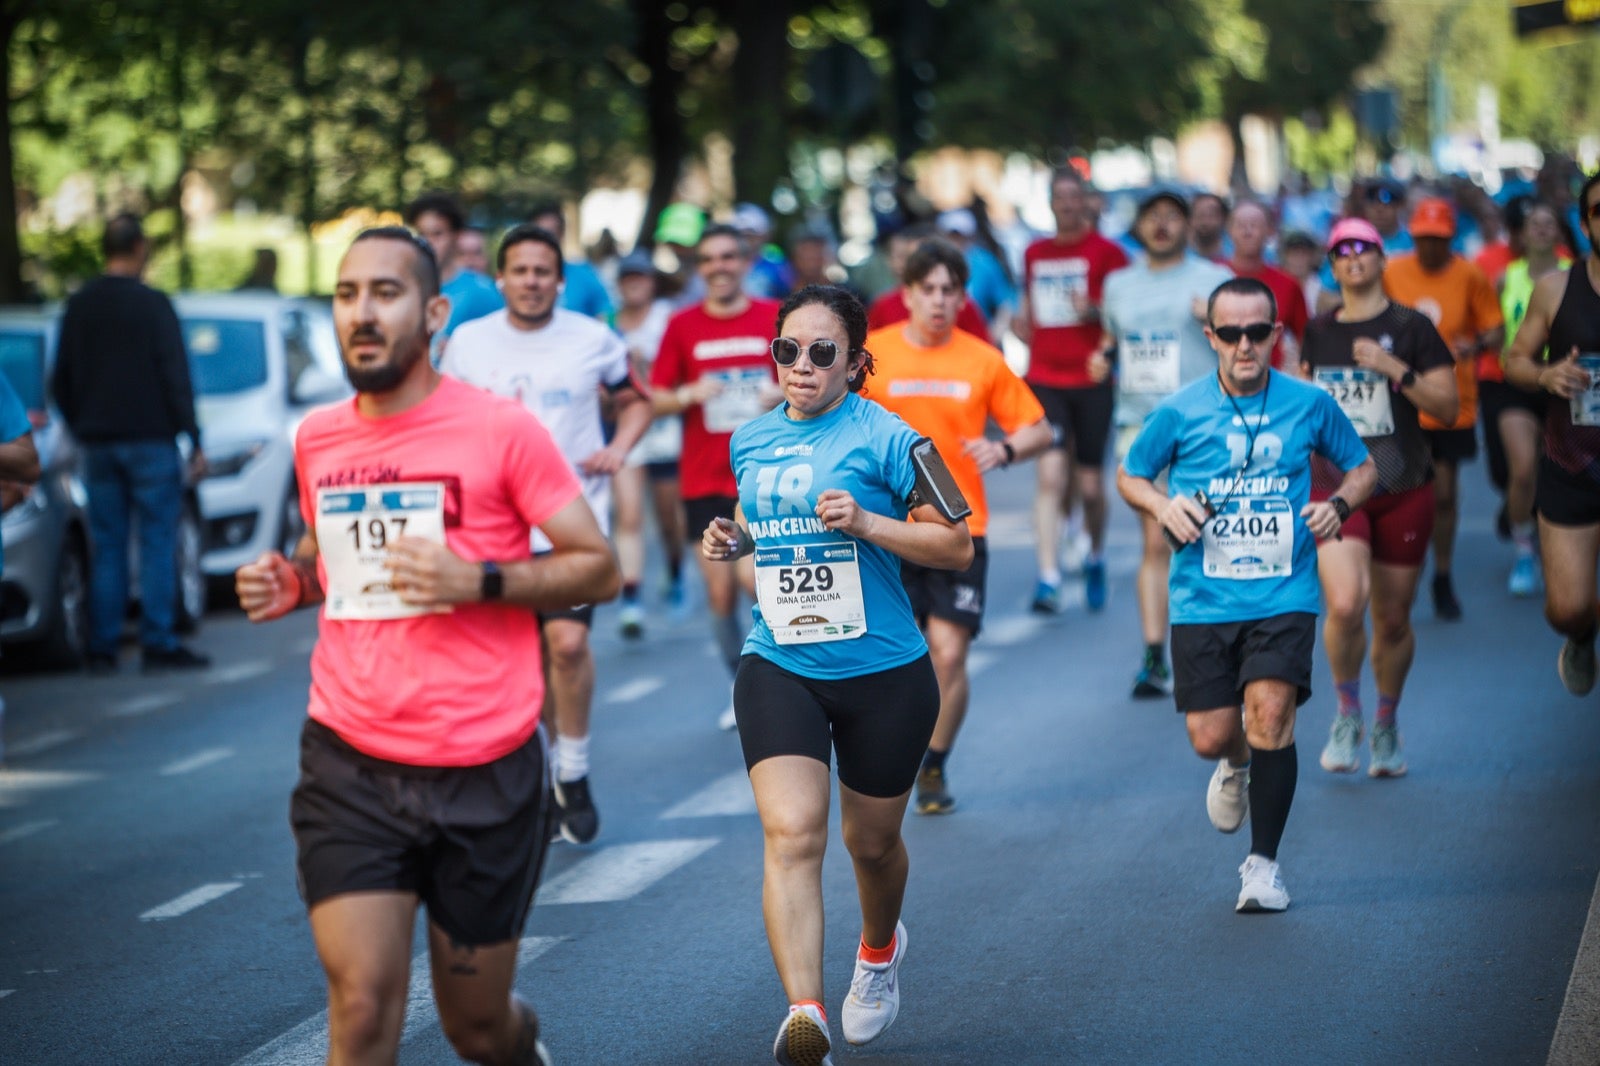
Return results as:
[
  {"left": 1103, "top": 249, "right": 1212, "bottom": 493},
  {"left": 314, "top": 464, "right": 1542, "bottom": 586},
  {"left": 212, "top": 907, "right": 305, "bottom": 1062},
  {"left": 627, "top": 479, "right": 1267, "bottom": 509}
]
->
[
  {"left": 1001, "top": 441, "right": 1017, "bottom": 467},
  {"left": 480, "top": 560, "right": 504, "bottom": 602},
  {"left": 1398, "top": 368, "right": 1418, "bottom": 389},
  {"left": 1328, "top": 496, "right": 1351, "bottom": 522}
]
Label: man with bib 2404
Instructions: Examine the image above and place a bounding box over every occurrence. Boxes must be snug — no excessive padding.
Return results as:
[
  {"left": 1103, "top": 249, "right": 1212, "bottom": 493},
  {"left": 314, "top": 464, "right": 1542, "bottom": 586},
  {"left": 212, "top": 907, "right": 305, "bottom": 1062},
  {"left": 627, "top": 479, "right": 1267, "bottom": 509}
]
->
[{"left": 1118, "top": 277, "right": 1376, "bottom": 914}]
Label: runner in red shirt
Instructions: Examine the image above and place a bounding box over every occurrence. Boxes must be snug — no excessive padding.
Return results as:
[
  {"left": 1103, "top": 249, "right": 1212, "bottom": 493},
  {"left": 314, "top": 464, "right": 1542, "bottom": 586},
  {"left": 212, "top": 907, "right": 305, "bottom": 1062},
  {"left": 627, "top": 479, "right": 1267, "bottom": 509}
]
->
[
  {"left": 1227, "top": 200, "right": 1309, "bottom": 369},
  {"left": 651, "top": 223, "right": 783, "bottom": 727},
  {"left": 1015, "top": 169, "right": 1129, "bottom": 614}
]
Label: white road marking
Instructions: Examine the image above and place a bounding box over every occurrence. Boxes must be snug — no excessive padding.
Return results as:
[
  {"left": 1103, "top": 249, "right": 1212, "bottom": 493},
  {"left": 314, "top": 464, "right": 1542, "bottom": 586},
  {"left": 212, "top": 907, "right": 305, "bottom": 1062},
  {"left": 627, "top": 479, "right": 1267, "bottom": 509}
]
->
[
  {"left": 4, "top": 730, "right": 80, "bottom": 758},
  {"left": 983, "top": 615, "right": 1042, "bottom": 647},
  {"left": 0, "top": 769, "right": 102, "bottom": 809},
  {"left": 139, "top": 881, "right": 243, "bottom": 921},
  {"left": 106, "top": 693, "right": 182, "bottom": 718},
  {"left": 231, "top": 936, "right": 560, "bottom": 1066},
  {"left": 606, "top": 677, "right": 664, "bottom": 704},
  {"left": 0, "top": 819, "right": 58, "bottom": 846},
  {"left": 159, "top": 748, "right": 235, "bottom": 777},
  {"left": 538, "top": 839, "right": 719, "bottom": 905},
  {"left": 968, "top": 651, "right": 998, "bottom": 678},
  {"left": 207, "top": 660, "right": 275, "bottom": 685},
  {"left": 662, "top": 771, "right": 755, "bottom": 819},
  {"left": 0, "top": 989, "right": 12, "bottom": 1000}
]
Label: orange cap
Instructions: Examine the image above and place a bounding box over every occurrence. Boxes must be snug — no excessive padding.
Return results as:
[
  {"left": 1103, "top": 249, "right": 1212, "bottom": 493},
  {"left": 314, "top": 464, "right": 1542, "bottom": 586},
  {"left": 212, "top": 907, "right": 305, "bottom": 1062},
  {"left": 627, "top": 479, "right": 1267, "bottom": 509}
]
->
[{"left": 1409, "top": 198, "right": 1456, "bottom": 239}]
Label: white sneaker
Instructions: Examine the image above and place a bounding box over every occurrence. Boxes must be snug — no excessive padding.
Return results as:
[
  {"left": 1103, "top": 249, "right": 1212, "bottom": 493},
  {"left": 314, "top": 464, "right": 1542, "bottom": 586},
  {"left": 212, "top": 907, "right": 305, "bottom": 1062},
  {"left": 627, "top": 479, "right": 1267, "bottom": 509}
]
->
[
  {"left": 842, "top": 921, "right": 906, "bottom": 1046},
  {"left": 773, "top": 1002, "right": 833, "bottom": 1066},
  {"left": 1236, "top": 854, "right": 1290, "bottom": 913},
  {"left": 1206, "top": 759, "right": 1249, "bottom": 833},
  {"left": 1062, "top": 528, "right": 1093, "bottom": 575}
]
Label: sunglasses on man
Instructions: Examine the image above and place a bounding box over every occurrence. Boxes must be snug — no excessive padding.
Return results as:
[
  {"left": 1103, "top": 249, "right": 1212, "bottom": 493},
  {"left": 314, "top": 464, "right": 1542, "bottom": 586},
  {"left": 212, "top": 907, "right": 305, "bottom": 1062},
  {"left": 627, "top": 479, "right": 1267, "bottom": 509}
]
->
[
  {"left": 771, "top": 337, "right": 843, "bottom": 368},
  {"left": 1210, "top": 322, "right": 1275, "bottom": 345}
]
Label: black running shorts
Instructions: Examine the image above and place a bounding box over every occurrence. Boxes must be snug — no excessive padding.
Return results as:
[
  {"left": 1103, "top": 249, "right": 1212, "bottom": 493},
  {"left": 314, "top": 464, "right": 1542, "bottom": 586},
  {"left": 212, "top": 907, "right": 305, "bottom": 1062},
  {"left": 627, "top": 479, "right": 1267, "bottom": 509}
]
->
[
  {"left": 1424, "top": 426, "right": 1478, "bottom": 464},
  {"left": 684, "top": 494, "right": 739, "bottom": 545},
  {"left": 901, "top": 536, "right": 988, "bottom": 636},
  {"left": 1028, "top": 382, "right": 1114, "bottom": 468},
  {"left": 1170, "top": 612, "right": 1316, "bottom": 714},
  {"left": 1536, "top": 456, "right": 1600, "bottom": 527},
  {"left": 732, "top": 653, "right": 939, "bottom": 798},
  {"left": 290, "top": 719, "right": 554, "bottom": 947}
]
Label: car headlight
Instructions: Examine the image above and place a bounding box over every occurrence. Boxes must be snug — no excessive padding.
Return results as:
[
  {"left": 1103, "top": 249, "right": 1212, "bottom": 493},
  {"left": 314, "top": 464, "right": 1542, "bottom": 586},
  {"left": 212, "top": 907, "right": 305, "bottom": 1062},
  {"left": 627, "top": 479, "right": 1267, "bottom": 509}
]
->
[{"left": 202, "top": 440, "right": 269, "bottom": 479}]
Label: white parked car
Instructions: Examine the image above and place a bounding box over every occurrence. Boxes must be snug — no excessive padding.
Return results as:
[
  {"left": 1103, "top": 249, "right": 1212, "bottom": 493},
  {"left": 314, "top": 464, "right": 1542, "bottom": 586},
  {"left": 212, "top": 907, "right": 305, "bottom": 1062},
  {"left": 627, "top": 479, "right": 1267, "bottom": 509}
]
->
[{"left": 173, "top": 294, "right": 348, "bottom": 579}]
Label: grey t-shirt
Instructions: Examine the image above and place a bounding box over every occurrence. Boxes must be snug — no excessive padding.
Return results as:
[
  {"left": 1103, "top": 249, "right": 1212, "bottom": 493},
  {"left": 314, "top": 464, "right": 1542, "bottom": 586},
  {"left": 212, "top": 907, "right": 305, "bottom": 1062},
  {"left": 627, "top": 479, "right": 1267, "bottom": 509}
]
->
[{"left": 1102, "top": 256, "right": 1234, "bottom": 427}]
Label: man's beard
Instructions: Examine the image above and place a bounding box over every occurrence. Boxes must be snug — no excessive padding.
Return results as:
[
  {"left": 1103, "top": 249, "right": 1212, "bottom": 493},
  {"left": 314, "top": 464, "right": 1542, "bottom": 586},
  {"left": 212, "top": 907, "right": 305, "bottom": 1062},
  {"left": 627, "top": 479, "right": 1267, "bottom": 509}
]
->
[{"left": 344, "top": 333, "right": 426, "bottom": 394}]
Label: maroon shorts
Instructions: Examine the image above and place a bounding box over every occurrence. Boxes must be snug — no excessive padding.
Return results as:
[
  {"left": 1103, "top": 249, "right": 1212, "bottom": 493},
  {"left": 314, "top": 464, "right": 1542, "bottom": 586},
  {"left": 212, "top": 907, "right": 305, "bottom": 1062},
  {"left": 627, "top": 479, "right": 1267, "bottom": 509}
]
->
[{"left": 1313, "top": 482, "right": 1435, "bottom": 567}]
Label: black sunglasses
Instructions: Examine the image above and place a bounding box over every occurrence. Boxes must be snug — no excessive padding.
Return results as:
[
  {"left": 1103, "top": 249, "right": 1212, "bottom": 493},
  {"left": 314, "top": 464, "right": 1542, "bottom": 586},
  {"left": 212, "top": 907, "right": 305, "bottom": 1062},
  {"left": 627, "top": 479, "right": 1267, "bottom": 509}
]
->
[
  {"left": 1330, "top": 239, "right": 1379, "bottom": 260},
  {"left": 771, "top": 337, "right": 841, "bottom": 368},
  {"left": 1211, "top": 322, "right": 1275, "bottom": 345}
]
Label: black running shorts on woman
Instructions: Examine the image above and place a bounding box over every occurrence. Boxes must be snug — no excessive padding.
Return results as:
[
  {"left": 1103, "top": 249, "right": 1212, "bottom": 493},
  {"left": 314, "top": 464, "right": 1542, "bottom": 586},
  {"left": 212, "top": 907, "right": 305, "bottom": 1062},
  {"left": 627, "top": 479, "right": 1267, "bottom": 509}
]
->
[
  {"left": 291, "top": 719, "right": 555, "bottom": 947},
  {"left": 733, "top": 653, "right": 940, "bottom": 798}
]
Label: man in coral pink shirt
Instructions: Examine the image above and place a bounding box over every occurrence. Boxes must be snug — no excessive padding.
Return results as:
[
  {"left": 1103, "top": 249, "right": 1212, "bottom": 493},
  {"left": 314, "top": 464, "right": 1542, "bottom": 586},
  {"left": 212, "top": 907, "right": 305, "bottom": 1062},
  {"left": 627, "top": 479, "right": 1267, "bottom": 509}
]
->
[{"left": 235, "top": 227, "right": 618, "bottom": 1066}]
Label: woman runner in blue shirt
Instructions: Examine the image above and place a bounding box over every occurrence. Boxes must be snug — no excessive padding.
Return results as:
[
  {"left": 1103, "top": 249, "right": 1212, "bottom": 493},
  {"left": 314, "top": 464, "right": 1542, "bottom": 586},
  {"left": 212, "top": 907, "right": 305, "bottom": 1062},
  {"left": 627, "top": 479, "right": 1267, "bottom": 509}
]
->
[{"left": 702, "top": 284, "right": 971, "bottom": 1066}]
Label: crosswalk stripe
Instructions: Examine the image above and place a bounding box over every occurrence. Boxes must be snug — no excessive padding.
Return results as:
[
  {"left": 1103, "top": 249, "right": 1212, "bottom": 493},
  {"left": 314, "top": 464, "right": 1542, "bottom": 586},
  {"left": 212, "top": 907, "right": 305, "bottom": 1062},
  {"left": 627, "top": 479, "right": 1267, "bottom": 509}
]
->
[
  {"left": 662, "top": 771, "right": 755, "bottom": 819},
  {"left": 606, "top": 677, "right": 664, "bottom": 704},
  {"left": 0, "top": 819, "right": 58, "bottom": 846},
  {"left": 231, "top": 935, "right": 561, "bottom": 1065},
  {"left": 159, "top": 748, "right": 236, "bottom": 777},
  {"left": 538, "top": 839, "right": 719, "bottom": 905},
  {"left": 140, "top": 882, "right": 243, "bottom": 921}
]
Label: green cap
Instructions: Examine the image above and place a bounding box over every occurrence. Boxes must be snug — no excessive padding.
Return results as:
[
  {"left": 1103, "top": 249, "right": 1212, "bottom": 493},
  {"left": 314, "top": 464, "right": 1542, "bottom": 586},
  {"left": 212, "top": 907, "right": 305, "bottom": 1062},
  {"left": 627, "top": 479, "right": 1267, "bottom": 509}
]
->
[{"left": 655, "top": 202, "right": 706, "bottom": 246}]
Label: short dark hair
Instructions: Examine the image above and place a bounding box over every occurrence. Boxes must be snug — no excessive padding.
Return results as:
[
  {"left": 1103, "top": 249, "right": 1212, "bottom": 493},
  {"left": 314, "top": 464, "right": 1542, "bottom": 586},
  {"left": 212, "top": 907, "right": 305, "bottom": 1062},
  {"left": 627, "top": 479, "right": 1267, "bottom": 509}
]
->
[
  {"left": 698, "top": 223, "right": 750, "bottom": 256},
  {"left": 496, "top": 223, "right": 565, "bottom": 277},
  {"left": 902, "top": 237, "right": 970, "bottom": 289},
  {"left": 102, "top": 213, "right": 145, "bottom": 258},
  {"left": 1193, "top": 192, "right": 1230, "bottom": 219},
  {"left": 775, "top": 284, "right": 875, "bottom": 394},
  {"left": 404, "top": 193, "right": 465, "bottom": 232},
  {"left": 527, "top": 201, "right": 564, "bottom": 234},
  {"left": 1206, "top": 276, "right": 1277, "bottom": 326},
  {"left": 891, "top": 222, "right": 939, "bottom": 246},
  {"left": 349, "top": 226, "right": 442, "bottom": 297},
  {"left": 1581, "top": 171, "right": 1600, "bottom": 218}
]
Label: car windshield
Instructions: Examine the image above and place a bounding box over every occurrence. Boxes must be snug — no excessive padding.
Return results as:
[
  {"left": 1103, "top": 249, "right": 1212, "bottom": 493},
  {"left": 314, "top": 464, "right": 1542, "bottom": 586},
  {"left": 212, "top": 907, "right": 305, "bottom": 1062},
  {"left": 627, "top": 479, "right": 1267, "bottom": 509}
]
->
[
  {"left": 183, "top": 317, "right": 268, "bottom": 395},
  {"left": 0, "top": 329, "right": 46, "bottom": 408}
]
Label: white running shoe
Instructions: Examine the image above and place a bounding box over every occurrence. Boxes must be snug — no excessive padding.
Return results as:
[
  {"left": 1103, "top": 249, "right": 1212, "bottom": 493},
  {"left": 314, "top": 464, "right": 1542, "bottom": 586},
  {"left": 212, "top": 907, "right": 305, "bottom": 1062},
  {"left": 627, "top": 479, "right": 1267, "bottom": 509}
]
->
[
  {"left": 1062, "top": 528, "right": 1093, "bottom": 575},
  {"left": 1206, "top": 759, "right": 1249, "bottom": 833},
  {"left": 842, "top": 921, "right": 907, "bottom": 1046},
  {"left": 1236, "top": 854, "right": 1290, "bottom": 913},
  {"left": 1319, "top": 715, "right": 1362, "bottom": 773},
  {"left": 773, "top": 1002, "right": 833, "bottom": 1066}
]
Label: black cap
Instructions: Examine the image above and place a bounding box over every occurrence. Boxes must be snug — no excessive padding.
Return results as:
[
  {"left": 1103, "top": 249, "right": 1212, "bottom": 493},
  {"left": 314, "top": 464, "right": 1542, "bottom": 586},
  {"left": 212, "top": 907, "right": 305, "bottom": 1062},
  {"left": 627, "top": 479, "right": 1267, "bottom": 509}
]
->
[
  {"left": 1137, "top": 185, "right": 1190, "bottom": 218},
  {"left": 616, "top": 251, "right": 654, "bottom": 277},
  {"left": 1364, "top": 178, "right": 1405, "bottom": 205}
]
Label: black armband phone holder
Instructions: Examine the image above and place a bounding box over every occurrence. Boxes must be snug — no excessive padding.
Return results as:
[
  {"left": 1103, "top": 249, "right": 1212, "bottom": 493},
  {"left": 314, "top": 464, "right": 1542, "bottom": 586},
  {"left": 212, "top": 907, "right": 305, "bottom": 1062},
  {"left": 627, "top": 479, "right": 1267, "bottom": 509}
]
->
[{"left": 909, "top": 437, "right": 973, "bottom": 522}]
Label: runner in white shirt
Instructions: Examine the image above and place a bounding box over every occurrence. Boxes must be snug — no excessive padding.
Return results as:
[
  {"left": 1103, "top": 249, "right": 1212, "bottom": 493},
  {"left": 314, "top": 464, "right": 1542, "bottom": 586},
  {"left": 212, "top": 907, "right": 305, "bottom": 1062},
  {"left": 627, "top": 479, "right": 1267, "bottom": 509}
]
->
[{"left": 444, "top": 223, "right": 652, "bottom": 846}]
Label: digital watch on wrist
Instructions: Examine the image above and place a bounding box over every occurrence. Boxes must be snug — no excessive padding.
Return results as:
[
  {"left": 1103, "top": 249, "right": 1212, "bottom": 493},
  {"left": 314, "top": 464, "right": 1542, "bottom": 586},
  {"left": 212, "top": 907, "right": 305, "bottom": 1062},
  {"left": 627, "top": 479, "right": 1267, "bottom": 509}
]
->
[
  {"left": 1328, "top": 496, "right": 1351, "bottom": 522},
  {"left": 480, "top": 561, "right": 504, "bottom": 601},
  {"left": 1398, "top": 368, "right": 1417, "bottom": 389}
]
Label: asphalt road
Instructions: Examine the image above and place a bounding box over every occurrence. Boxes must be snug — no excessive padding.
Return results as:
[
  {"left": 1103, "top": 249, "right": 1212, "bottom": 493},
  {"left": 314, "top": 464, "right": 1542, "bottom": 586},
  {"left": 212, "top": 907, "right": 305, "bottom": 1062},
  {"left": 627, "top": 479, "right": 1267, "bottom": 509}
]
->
[{"left": 2, "top": 464, "right": 1596, "bottom": 1065}]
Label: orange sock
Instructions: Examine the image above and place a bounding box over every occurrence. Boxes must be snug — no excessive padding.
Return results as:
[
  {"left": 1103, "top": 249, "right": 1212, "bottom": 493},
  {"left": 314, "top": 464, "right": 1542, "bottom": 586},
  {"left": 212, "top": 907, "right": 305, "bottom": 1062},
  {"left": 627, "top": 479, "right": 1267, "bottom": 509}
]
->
[
  {"left": 858, "top": 932, "right": 897, "bottom": 965},
  {"left": 793, "top": 999, "right": 827, "bottom": 1021}
]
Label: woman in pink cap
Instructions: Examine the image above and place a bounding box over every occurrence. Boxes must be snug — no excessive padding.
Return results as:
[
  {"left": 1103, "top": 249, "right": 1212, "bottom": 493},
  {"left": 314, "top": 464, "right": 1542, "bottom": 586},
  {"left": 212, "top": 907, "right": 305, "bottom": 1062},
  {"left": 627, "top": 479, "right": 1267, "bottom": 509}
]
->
[{"left": 1299, "top": 216, "right": 1460, "bottom": 780}]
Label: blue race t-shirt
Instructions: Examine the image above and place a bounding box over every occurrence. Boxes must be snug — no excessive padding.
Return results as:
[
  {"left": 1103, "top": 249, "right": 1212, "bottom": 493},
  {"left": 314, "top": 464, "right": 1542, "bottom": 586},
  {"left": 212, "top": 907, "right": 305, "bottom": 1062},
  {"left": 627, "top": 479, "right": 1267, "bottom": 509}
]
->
[
  {"left": 732, "top": 392, "right": 927, "bottom": 679},
  {"left": 561, "top": 261, "right": 614, "bottom": 319},
  {"left": 0, "top": 373, "right": 32, "bottom": 573},
  {"left": 442, "top": 270, "right": 504, "bottom": 335},
  {"left": 1123, "top": 369, "right": 1368, "bottom": 625}
]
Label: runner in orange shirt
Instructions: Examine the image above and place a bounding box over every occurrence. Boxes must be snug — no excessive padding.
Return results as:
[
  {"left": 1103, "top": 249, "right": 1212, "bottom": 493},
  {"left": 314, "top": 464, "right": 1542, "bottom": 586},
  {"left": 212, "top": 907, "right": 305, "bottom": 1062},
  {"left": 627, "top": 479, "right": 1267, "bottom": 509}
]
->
[
  {"left": 1383, "top": 198, "right": 1503, "bottom": 620},
  {"left": 865, "top": 238, "right": 1051, "bottom": 814}
]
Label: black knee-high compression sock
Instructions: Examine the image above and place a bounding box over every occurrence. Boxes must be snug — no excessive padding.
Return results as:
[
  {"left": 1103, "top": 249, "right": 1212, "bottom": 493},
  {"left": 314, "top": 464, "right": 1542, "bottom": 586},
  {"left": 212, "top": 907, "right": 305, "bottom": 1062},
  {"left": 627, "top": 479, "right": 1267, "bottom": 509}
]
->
[{"left": 1247, "top": 744, "right": 1297, "bottom": 861}]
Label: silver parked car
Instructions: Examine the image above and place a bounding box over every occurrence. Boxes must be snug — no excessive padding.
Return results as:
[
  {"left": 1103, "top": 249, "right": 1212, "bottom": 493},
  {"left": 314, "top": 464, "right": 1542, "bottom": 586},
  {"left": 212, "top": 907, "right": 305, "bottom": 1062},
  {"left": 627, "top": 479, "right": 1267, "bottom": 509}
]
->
[
  {"left": 175, "top": 294, "right": 348, "bottom": 579},
  {"left": 0, "top": 309, "right": 90, "bottom": 666}
]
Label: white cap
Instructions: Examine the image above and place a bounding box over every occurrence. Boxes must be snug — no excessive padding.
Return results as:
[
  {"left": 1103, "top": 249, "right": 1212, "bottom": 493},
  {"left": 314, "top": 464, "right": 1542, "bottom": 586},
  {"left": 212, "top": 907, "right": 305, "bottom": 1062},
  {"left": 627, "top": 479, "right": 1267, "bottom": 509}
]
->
[{"left": 731, "top": 202, "right": 770, "bottom": 234}]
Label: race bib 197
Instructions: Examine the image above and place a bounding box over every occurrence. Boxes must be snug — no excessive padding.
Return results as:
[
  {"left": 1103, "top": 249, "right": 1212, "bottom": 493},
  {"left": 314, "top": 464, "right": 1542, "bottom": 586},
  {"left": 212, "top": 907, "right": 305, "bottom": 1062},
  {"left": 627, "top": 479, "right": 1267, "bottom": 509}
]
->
[
  {"left": 316, "top": 482, "right": 449, "bottom": 620},
  {"left": 753, "top": 540, "right": 867, "bottom": 645}
]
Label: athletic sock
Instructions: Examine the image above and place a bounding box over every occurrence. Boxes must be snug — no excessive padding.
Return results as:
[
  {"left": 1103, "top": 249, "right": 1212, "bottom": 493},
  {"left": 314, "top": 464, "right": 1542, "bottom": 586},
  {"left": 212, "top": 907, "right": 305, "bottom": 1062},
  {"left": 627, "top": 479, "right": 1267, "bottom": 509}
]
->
[
  {"left": 1039, "top": 567, "right": 1062, "bottom": 587},
  {"left": 1375, "top": 694, "right": 1399, "bottom": 728},
  {"left": 555, "top": 734, "right": 590, "bottom": 783},
  {"left": 921, "top": 748, "right": 948, "bottom": 774},
  {"left": 666, "top": 556, "right": 683, "bottom": 584},
  {"left": 859, "top": 932, "right": 898, "bottom": 964},
  {"left": 1512, "top": 522, "right": 1536, "bottom": 555},
  {"left": 713, "top": 612, "right": 744, "bottom": 674},
  {"left": 1146, "top": 642, "right": 1165, "bottom": 668},
  {"left": 1335, "top": 679, "right": 1362, "bottom": 719},
  {"left": 621, "top": 582, "right": 640, "bottom": 604},
  {"left": 1247, "top": 743, "right": 1297, "bottom": 862}
]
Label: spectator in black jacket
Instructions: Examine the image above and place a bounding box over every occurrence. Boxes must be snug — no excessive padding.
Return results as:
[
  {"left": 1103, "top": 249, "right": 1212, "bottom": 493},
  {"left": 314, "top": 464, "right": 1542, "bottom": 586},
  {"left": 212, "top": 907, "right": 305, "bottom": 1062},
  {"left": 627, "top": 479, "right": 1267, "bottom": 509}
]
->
[{"left": 50, "top": 213, "right": 209, "bottom": 674}]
